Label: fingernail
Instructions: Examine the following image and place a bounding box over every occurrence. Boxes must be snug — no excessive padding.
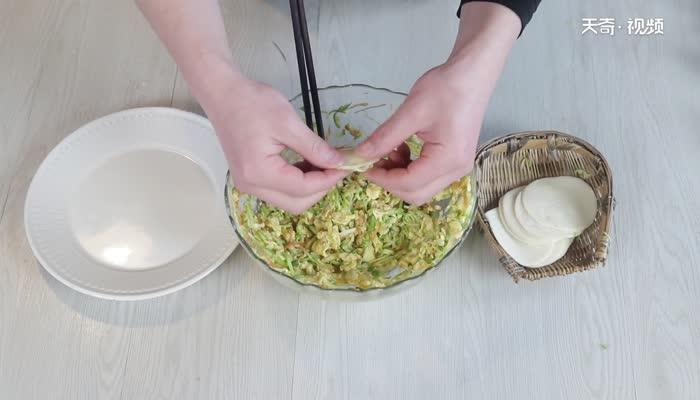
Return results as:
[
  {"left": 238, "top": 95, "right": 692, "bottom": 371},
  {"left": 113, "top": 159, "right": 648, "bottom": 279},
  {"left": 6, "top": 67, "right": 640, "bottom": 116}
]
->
[{"left": 324, "top": 149, "right": 344, "bottom": 166}]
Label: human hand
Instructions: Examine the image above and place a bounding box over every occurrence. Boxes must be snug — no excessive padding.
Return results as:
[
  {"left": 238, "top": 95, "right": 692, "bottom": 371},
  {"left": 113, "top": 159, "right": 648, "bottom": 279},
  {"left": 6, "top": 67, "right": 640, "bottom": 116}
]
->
[
  {"left": 137, "top": 0, "right": 349, "bottom": 214},
  {"left": 206, "top": 77, "right": 347, "bottom": 214},
  {"left": 355, "top": 64, "right": 486, "bottom": 205},
  {"left": 355, "top": 2, "right": 520, "bottom": 205}
]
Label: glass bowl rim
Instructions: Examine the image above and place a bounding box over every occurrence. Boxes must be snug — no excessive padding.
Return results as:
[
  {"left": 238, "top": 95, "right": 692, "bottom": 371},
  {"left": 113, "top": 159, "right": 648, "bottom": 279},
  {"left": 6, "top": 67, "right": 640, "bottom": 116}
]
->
[
  {"left": 224, "top": 83, "right": 479, "bottom": 294},
  {"left": 288, "top": 83, "right": 409, "bottom": 104}
]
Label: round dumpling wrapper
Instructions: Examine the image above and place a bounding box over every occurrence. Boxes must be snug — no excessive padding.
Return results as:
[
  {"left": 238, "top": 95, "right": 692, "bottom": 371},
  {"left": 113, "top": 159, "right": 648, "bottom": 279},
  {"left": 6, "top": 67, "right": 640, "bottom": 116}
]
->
[
  {"left": 499, "top": 186, "right": 553, "bottom": 244},
  {"left": 485, "top": 208, "right": 554, "bottom": 267},
  {"left": 514, "top": 190, "right": 575, "bottom": 239},
  {"left": 521, "top": 176, "right": 597, "bottom": 234}
]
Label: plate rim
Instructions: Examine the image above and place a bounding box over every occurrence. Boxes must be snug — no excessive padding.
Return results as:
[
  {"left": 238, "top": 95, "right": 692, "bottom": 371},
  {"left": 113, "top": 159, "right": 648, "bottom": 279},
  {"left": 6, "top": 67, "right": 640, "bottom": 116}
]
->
[{"left": 24, "top": 107, "right": 238, "bottom": 301}]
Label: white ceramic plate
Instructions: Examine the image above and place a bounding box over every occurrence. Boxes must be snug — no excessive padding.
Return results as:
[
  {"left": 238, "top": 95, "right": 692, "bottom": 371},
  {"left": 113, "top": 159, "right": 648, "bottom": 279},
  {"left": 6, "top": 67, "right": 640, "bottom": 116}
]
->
[{"left": 25, "top": 107, "right": 238, "bottom": 300}]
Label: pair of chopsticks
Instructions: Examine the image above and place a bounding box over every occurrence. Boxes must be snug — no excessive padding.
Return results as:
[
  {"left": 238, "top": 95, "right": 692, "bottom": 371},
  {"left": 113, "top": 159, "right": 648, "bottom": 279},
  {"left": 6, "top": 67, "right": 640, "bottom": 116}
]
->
[{"left": 289, "top": 0, "right": 324, "bottom": 138}]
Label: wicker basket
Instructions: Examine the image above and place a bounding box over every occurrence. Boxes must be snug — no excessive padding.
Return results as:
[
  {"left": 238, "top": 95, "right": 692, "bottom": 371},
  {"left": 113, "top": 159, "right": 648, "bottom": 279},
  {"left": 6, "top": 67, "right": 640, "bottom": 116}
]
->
[{"left": 474, "top": 131, "right": 615, "bottom": 282}]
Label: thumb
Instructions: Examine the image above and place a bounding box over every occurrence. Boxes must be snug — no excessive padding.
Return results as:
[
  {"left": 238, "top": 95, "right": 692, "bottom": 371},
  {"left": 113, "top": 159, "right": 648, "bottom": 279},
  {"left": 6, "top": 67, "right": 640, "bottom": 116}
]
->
[
  {"left": 356, "top": 100, "right": 425, "bottom": 160},
  {"left": 281, "top": 122, "right": 343, "bottom": 169}
]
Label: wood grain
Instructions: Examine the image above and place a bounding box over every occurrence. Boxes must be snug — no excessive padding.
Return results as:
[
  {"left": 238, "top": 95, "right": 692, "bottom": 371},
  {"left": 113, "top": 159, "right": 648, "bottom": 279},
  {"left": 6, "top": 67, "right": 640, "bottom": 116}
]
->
[{"left": 1, "top": 0, "right": 699, "bottom": 399}]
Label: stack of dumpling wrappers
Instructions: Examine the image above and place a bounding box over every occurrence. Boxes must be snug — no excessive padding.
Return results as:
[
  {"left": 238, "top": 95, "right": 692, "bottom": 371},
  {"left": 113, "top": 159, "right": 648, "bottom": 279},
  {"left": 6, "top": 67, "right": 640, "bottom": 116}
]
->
[{"left": 485, "top": 176, "right": 597, "bottom": 268}]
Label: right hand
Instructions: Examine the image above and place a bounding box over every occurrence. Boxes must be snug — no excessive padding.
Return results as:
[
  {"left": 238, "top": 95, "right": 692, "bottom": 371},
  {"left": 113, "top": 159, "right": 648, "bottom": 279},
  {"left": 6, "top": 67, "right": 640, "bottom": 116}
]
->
[{"left": 204, "top": 77, "right": 348, "bottom": 214}]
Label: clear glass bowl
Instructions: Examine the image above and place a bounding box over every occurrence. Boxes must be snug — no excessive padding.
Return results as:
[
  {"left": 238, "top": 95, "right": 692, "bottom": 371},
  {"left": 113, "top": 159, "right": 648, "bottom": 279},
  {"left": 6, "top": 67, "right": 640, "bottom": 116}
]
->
[{"left": 225, "top": 84, "right": 477, "bottom": 301}]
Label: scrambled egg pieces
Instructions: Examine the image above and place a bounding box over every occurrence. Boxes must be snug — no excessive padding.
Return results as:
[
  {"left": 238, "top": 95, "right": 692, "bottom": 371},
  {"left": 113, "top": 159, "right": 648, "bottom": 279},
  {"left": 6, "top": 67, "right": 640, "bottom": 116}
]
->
[{"left": 230, "top": 173, "right": 473, "bottom": 290}]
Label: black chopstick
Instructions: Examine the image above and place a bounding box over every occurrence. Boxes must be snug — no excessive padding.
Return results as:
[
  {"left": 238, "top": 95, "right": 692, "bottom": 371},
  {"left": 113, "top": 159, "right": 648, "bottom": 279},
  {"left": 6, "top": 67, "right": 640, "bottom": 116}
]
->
[
  {"left": 288, "top": 0, "right": 313, "bottom": 130},
  {"left": 289, "top": 0, "right": 324, "bottom": 139},
  {"left": 295, "top": 0, "right": 324, "bottom": 139}
]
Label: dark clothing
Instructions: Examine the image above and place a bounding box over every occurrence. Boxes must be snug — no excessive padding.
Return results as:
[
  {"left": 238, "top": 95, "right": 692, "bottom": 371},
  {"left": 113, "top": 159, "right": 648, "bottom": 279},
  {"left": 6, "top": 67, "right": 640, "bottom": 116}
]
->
[{"left": 458, "top": 0, "right": 541, "bottom": 36}]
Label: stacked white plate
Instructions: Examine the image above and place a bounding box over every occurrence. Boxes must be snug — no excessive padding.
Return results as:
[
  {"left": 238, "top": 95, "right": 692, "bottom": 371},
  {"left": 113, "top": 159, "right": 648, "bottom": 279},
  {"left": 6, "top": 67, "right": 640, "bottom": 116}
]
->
[{"left": 25, "top": 108, "right": 238, "bottom": 300}]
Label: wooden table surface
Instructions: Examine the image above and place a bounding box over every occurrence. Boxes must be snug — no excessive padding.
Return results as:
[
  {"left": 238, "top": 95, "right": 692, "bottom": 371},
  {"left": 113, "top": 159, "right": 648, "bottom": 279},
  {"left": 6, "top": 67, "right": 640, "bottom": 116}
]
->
[{"left": 1, "top": 1, "right": 698, "bottom": 399}]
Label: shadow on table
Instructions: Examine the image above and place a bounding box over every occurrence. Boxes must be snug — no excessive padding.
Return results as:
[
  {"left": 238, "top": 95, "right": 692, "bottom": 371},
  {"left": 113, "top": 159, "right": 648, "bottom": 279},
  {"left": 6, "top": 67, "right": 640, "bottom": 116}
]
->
[{"left": 38, "top": 249, "right": 252, "bottom": 327}]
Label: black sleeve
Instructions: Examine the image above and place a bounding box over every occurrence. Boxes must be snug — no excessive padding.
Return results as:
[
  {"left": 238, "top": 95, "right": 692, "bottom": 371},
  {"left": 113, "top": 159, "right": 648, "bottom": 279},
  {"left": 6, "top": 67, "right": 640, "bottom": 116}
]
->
[{"left": 457, "top": 0, "right": 541, "bottom": 36}]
